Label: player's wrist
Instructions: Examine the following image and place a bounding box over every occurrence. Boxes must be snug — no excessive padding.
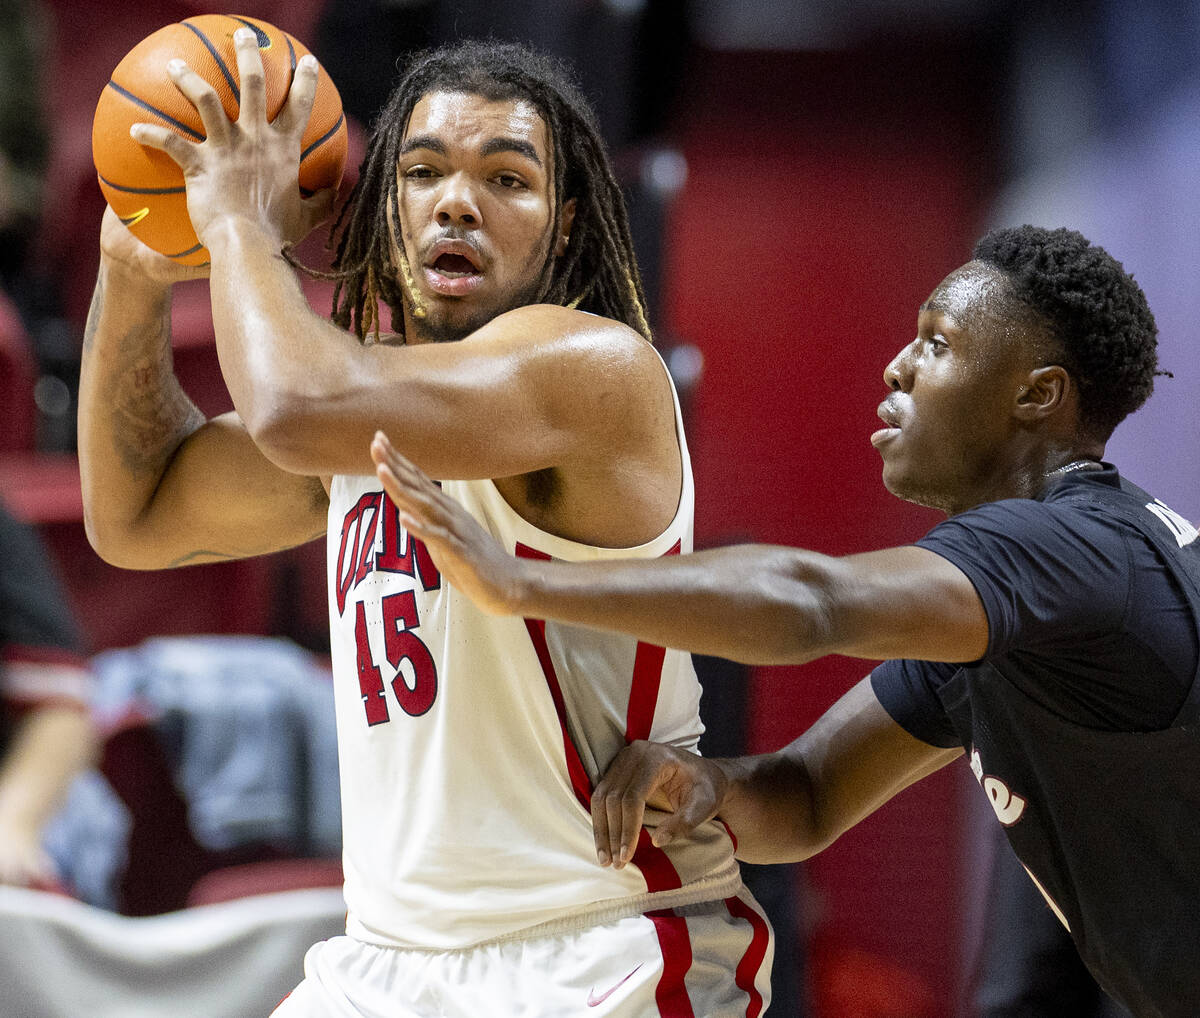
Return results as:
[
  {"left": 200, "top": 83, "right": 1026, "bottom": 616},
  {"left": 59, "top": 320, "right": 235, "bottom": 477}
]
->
[
  {"left": 198, "top": 214, "right": 285, "bottom": 257},
  {"left": 98, "top": 253, "right": 174, "bottom": 301},
  {"left": 508, "top": 559, "right": 550, "bottom": 615}
]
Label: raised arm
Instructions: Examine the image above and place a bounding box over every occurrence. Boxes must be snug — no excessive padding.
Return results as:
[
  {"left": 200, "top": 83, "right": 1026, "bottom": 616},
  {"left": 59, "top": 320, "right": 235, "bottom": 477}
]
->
[
  {"left": 132, "top": 36, "right": 670, "bottom": 492},
  {"left": 370, "top": 435, "right": 989, "bottom": 665},
  {"left": 592, "top": 677, "right": 961, "bottom": 867},
  {"left": 78, "top": 209, "right": 328, "bottom": 570}
]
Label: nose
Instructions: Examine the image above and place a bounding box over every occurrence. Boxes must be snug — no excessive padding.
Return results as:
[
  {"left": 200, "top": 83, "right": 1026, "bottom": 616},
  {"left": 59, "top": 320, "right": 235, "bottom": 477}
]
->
[
  {"left": 883, "top": 339, "right": 918, "bottom": 392},
  {"left": 434, "top": 173, "right": 480, "bottom": 228}
]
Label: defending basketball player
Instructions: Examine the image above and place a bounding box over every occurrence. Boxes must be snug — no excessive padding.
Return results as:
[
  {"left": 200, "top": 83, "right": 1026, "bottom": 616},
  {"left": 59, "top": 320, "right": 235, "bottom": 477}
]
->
[
  {"left": 371, "top": 226, "right": 1200, "bottom": 1018},
  {"left": 77, "top": 30, "right": 772, "bottom": 1017}
]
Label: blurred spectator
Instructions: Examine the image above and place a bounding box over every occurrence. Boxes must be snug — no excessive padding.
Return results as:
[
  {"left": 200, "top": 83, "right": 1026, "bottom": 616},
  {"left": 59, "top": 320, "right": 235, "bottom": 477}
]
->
[{"left": 0, "top": 499, "right": 98, "bottom": 892}]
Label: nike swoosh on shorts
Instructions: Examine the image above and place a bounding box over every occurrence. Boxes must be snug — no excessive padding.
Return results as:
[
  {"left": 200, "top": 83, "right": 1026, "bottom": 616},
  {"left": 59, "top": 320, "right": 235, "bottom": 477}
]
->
[{"left": 586, "top": 964, "right": 644, "bottom": 1007}]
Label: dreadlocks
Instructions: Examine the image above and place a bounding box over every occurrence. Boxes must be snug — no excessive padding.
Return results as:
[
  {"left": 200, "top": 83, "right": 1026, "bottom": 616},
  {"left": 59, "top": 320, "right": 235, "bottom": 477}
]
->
[{"left": 324, "top": 40, "right": 651, "bottom": 343}]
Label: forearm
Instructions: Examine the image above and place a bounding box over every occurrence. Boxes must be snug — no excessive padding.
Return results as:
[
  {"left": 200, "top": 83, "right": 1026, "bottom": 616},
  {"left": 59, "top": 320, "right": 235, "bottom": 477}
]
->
[
  {"left": 512, "top": 545, "right": 836, "bottom": 665},
  {"left": 0, "top": 707, "right": 98, "bottom": 835},
  {"left": 203, "top": 219, "right": 363, "bottom": 467},
  {"left": 714, "top": 751, "right": 827, "bottom": 864},
  {"left": 77, "top": 260, "right": 205, "bottom": 559},
  {"left": 719, "top": 680, "right": 963, "bottom": 864}
]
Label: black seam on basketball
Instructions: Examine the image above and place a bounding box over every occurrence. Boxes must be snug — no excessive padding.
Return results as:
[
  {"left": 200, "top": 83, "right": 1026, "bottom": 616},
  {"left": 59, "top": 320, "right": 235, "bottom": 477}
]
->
[
  {"left": 166, "top": 243, "right": 204, "bottom": 259},
  {"left": 105, "top": 81, "right": 204, "bottom": 141},
  {"left": 183, "top": 21, "right": 240, "bottom": 103},
  {"left": 230, "top": 16, "right": 272, "bottom": 49},
  {"left": 285, "top": 34, "right": 296, "bottom": 74},
  {"left": 301, "top": 112, "right": 344, "bottom": 162},
  {"left": 98, "top": 173, "right": 186, "bottom": 195}
]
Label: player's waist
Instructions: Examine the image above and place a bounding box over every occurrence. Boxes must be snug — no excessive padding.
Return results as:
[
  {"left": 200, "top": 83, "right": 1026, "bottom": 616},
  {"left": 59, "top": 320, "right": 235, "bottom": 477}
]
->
[{"left": 345, "top": 856, "right": 744, "bottom": 951}]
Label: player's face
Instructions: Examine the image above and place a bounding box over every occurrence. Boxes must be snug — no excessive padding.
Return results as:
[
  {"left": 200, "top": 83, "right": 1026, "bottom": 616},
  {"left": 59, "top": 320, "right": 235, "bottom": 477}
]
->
[
  {"left": 872, "top": 262, "right": 1034, "bottom": 514},
  {"left": 392, "top": 90, "right": 572, "bottom": 344}
]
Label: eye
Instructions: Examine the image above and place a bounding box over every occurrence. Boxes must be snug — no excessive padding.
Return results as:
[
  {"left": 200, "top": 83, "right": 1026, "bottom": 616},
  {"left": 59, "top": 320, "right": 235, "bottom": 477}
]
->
[
  {"left": 926, "top": 335, "right": 949, "bottom": 355},
  {"left": 494, "top": 172, "right": 527, "bottom": 189},
  {"left": 404, "top": 165, "right": 438, "bottom": 180}
]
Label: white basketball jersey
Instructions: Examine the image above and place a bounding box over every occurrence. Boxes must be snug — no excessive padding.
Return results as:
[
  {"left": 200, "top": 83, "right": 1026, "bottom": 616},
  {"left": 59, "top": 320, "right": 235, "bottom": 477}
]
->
[{"left": 326, "top": 363, "right": 740, "bottom": 950}]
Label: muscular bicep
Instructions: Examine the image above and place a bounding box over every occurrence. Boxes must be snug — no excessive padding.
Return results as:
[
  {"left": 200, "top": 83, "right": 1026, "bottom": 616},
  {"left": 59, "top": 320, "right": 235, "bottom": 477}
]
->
[
  {"left": 822, "top": 545, "right": 990, "bottom": 663},
  {"left": 255, "top": 306, "right": 662, "bottom": 481},
  {"left": 726, "top": 677, "right": 962, "bottom": 863},
  {"left": 102, "top": 412, "right": 328, "bottom": 569}
]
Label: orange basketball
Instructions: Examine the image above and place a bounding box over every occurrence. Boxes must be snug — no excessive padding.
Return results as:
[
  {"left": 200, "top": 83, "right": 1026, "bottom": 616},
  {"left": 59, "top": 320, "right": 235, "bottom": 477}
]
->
[{"left": 91, "top": 14, "right": 347, "bottom": 266}]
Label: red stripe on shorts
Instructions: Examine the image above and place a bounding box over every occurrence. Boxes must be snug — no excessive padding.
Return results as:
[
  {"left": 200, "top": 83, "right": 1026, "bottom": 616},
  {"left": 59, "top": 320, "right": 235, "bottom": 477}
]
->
[
  {"left": 648, "top": 908, "right": 697, "bottom": 1017},
  {"left": 724, "top": 894, "right": 771, "bottom": 1018}
]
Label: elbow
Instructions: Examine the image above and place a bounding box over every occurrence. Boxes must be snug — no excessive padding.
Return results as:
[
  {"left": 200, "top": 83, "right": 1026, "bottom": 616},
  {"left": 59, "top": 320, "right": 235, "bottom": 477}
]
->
[
  {"left": 82, "top": 507, "right": 148, "bottom": 570},
  {"left": 781, "top": 549, "right": 842, "bottom": 659},
  {"left": 241, "top": 390, "right": 324, "bottom": 475},
  {"left": 737, "top": 548, "right": 838, "bottom": 665}
]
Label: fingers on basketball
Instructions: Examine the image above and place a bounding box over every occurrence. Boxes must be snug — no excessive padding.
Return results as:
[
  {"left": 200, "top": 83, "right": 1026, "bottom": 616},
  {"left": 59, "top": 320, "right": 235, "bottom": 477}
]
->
[{"left": 91, "top": 14, "right": 347, "bottom": 265}]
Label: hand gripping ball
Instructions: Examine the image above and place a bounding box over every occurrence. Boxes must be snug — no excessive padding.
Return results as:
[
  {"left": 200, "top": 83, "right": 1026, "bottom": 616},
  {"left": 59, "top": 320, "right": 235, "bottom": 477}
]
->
[{"left": 91, "top": 13, "right": 347, "bottom": 265}]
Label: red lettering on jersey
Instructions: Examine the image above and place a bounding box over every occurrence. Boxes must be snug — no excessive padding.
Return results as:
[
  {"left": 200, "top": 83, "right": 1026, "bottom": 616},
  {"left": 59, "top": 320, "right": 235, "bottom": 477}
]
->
[
  {"left": 355, "top": 600, "right": 390, "bottom": 726},
  {"left": 381, "top": 590, "right": 438, "bottom": 716},
  {"left": 375, "top": 492, "right": 441, "bottom": 591},
  {"left": 352, "top": 591, "right": 440, "bottom": 726},
  {"left": 336, "top": 493, "right": 383, "bottom": 615}
]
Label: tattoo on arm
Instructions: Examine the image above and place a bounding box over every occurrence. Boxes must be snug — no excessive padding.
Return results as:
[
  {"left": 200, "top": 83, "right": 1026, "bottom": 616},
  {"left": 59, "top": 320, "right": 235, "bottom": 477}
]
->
[
  {"left": 167, "top": 523, "right": 327, "bottom": 568},
  {"left": 110, "top": 312, "right": 206, "bottom": 477}
]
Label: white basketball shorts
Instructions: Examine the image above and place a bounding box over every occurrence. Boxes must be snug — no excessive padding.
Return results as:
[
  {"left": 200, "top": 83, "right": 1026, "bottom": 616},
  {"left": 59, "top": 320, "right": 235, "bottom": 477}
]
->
[{"left": 271, "top": 889, "right": 774, "bottom": 1017}]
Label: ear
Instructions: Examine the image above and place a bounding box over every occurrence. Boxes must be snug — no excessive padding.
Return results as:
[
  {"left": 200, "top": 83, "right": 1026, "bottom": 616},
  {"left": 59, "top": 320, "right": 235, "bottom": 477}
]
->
[
  {"left": 555, "top": 198, "right": 577, "bottom": 256},
  {"left": 1014, "top": 364, "right": 1071, "bottom": 421}
]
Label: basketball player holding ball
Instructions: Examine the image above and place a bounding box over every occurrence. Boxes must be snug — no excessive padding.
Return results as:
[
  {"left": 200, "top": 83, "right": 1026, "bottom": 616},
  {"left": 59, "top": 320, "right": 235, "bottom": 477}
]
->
[{"left": 78, "top": 23, "right": 773, "bottom": 1018}]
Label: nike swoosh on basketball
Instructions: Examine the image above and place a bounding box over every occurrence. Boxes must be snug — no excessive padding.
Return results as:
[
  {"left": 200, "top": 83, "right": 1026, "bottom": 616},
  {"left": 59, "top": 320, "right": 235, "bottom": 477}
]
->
[{"left": 586, "top": 964, "right": 644, "bottom": 1007}]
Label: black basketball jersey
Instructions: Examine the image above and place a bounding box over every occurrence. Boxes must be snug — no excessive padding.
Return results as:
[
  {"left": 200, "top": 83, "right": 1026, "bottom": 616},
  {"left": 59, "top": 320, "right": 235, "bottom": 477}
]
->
[{"left": 874, "top": 469, "right": 1200, "bottom": 1018}]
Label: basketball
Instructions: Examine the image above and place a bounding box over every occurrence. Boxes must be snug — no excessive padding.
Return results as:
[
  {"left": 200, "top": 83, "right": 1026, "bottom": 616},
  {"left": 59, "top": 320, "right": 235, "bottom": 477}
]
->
[{"left": 91, "top": 14, "right": 347, "bottom": 266}]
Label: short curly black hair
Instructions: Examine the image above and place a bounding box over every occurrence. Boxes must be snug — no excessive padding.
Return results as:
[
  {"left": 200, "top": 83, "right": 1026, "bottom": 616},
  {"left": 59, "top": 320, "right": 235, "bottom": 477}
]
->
[{"left": 972, "top": 225, "right": 1158, "bottom": 440}]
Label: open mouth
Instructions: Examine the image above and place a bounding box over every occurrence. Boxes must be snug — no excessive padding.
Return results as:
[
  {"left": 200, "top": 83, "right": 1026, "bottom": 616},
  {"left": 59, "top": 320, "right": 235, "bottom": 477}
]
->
[
  {"left": 431, "top": 252, "right": 480, "bottom": 278},
  {"left": 423, "top": 243, "right": 484, "bottom": 297}
]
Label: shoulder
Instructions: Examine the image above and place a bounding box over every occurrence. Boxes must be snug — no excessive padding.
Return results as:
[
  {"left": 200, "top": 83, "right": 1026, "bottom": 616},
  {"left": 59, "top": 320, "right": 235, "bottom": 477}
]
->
[
  {"left": 920, "top": 496, "right": 1134, "bottom": 598},
  {"left": 926, "top": 491, "right": 1126, "bottom": 557},
  {"left": 479, "top": 305, "right": 668, "bottom": 408},
  {"left": 920, "top": 495, "right": 1140, "bottom": 657},
  {"left": 482, "top": 304, "right": 653, "bottom": 359}
]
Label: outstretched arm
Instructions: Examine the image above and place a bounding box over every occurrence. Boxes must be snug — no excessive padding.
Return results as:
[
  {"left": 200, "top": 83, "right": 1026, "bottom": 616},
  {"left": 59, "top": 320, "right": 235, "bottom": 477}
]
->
[
  {"left": 370, "top": 433, "right": 989, "bottom": 665},
  {"left": 591, "top": 677, "right": 961, "bottom": 867}
]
